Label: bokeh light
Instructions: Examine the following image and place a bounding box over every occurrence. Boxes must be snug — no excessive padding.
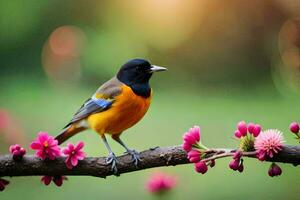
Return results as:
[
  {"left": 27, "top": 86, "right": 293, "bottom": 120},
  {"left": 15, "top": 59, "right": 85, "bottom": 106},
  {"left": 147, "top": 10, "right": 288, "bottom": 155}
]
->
[
  {"left": 272, "top": 18, "right": 300, "bottom": 95},
  {"left": 0, "top": 109, "right": 25, "bottom": 146},
  {"left": 42, "top": 25, "right": 86, "bottom": 83}
]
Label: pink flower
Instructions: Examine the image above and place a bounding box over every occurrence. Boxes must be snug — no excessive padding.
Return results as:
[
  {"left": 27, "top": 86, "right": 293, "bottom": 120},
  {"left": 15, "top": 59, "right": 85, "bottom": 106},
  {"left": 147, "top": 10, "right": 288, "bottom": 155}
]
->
[
  {"left": 187, "top": 150, "right": 201, "bottom": 163},
  {"left": 62, "top": 141, "right": 86, "bottom": 169},
  {"left": 194, "top": 161, "right": 208, "bottom": 174},
  {"left": 146, "top": 172, "right": 177, "bottom": 194},
  {"left": 30, "top": 132, "right": 61, "bottom": 160},
  {"left": 268, "top": 163, "right": 282, "bottom": 177},
  {"left": 289, "top": 122, "right": 299, "bottom": 134},
  {"left": 182, "top": 126, "right": 200, "bottom": 152},
  {"left": 9, "top": 144, "right": 26, "bottom": 161},
  {"left": 254, "top": 129, "right": 284, "bottom": 161},
  {"left": 41, "top": 176, "right": 67, "bottom": 187},
  {"left": 0, "top": 178, "right": 9, "bottom": 192},
  {"left": 237, "top": 121, "right": 247, "bottom": 136}
]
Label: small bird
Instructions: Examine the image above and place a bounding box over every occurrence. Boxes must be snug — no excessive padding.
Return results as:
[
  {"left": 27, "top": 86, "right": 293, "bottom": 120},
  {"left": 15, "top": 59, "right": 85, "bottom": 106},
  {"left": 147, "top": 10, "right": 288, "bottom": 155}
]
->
[{"left": 55, "top": 58, "right": 167, "bottom": 173}]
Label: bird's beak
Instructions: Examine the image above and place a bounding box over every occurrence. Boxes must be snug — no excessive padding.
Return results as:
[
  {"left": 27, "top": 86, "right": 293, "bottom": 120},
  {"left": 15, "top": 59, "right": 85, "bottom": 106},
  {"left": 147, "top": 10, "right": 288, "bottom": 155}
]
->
[{"left": 150, "top": 65, "right": 167, "bottom": 73}]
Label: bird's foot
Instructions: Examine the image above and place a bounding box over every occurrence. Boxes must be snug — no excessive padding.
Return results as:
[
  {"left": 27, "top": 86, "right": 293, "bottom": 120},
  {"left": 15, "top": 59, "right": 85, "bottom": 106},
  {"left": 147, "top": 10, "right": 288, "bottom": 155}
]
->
[
  {"left": 105, "top": 152, "right": 119, "bottom": 175},
  {"left": 126, "top": 149, "right": 141, "bottom": 167}
]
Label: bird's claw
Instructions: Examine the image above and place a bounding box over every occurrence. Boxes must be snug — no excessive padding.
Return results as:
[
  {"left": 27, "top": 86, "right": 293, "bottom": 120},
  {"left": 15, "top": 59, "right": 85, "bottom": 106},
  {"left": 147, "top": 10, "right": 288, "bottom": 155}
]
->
[
  {"left": 126, "top": 149, "right": 141, "bottom": 167},
  {"left": 105, "top": 152, "right": 119, "bottom": 175}
]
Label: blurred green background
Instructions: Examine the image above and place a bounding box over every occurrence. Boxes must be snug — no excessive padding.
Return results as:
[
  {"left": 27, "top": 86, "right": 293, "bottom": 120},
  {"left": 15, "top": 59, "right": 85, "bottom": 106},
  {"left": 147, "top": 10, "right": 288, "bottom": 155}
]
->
[{"left": 1, "top": 0, "right": 300, "bottom": 199}]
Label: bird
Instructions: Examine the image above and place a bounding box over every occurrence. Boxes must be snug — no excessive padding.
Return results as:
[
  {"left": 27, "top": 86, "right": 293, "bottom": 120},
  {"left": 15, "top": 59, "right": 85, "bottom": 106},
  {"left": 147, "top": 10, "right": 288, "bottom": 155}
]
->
[{"left": 55, "top": 58, "right": 167, "bottom": 173}]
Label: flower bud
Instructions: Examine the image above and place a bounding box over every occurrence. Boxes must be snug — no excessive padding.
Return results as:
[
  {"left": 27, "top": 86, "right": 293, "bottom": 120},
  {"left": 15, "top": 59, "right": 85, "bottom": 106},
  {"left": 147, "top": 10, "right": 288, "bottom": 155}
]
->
[
  {"left": 182, "top": 142, "right": 192, "bottom": 152},
  {"left": 183, "top": 133, "right": 197, "bottom": 145},
  {"left": 209, "top": 159, "right": 215, "bottom": 168},
  {"left": 9, "top": 144, "right": 26, "bottom": 161},
  {"left": 233, "top": 151, "right": 242, "bottom": 160},
  {"left": 187, "top": 150, "right": 201, "bottom": 163},
  {"left": 0, "top": 178, "right": 9, "bottom": 191},
  {"left": 247, "top": 123, "right": 255, "bottom": 134},
  {"left": 253, "top": 124, "right": 261, "bottom": 137},
  {"left": 189, "top": 126, "right": 200, "bottom": 142},
  {"left": 237, "top": 121, "right": 247, "bottom": 136},
  {"left": 268, "top": 163, "right": 282, "bottom": 177},
  {"left": 53, "top": 176, "right": 64, "bottom": 187},
  {"left": 237, "top": 164, "right": 244, "bottom": 173},
  {"left": 41, "top": 176, "right": 52, "bottom": 186},
  {"left": 289, "top": 122, "right": 299, "bottom": 134},
  {"left": 194, "top": 161, "right": 208, "bottom": 174},
  {"left": 237, "top": 159, "right": 244, "bottom": 173},
  {"left": 229, "top": 159, "right": 240, "bottom": 170},
  {"left": 234, "top": 130, "right": 242, "bottom": 138}
]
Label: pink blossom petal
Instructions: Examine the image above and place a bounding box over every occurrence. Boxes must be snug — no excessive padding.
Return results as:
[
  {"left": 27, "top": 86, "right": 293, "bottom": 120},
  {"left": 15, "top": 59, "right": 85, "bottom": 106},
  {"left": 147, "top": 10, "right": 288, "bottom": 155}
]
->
[
  {"left": 189, "top": 126, "right": 200, "bottom": 142},
  {"left": 36, "top": 150, "right": 47, "bottom": 160},
  {"left": 37, "top": 132, "right": 49, "bottom": 143},
  {"left": 76, "top": 151, "right": 86, "bottom": 160},
  {"left": 48, "top": 154, "right": 55, "bottom": 160},
  {"left": 65, "top": 160, "right": 73, "bottom": 169},
  {"left": 62, "top": 148, "right": 71, "bottom": 155},
  {"left": 67, "top": 143, "right": 75, "bottom": 151},
  {"left": 189, "top": 157, "right": 201, "bottom": 163},
  {"left": 30, "top": 142, "right": 42, "bottom": 150},
  {"left": 48, "top": 138, "right": 58, "bottom": 147},
  {"left": 182, "top": 142, "right": 192, "bottom": 152},
  {"left": 75, "top": 141, "right": 84, "bottom": 151},
  {"left": 269, "top": 151, "right": 273, "bottom": 158},
  {"left": 71, "top": 156, "right": 78, "bottom": 167},
  {"left": 183, "top": 133, "right": 196, "bottom": 145},
  {"left": 254, "top": 129, "right": 284, "bottom": 160}
]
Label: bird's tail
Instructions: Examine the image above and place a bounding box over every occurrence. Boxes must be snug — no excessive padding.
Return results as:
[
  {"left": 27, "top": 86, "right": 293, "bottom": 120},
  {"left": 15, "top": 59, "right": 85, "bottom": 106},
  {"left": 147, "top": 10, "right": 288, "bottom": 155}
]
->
[{"left": 55, "top": 124, "right": 86, "bottom": 145}]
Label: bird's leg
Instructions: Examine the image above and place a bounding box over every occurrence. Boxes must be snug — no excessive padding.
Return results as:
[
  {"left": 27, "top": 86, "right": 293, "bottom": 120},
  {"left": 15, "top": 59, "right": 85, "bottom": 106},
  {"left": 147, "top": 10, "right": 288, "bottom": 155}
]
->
[
  {"left": 101, "top": 135, "right": 119, "bottom": 175},
  {"left": 112, "top": 135, "right": 141, "bottom": 167}
]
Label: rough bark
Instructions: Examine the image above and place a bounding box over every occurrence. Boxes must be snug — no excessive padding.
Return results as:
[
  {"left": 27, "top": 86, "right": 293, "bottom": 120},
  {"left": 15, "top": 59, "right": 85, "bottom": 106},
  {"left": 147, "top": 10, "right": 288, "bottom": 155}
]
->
[{"left": 0, "top": 145, "right": 299, "bottom": 178}]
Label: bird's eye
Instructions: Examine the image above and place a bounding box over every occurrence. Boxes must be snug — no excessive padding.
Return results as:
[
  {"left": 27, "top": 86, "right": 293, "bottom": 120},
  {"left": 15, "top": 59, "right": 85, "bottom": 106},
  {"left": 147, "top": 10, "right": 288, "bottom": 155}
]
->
[{"left": 136, "top": 66, "right": 141, "bottom": 71}]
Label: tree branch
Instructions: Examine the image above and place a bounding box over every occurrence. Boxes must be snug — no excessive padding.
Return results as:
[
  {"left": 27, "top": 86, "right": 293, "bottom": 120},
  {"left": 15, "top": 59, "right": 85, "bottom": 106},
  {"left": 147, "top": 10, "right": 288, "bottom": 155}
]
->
[{"left": 0, "top": 145, "right": 299, "bottom": 178}]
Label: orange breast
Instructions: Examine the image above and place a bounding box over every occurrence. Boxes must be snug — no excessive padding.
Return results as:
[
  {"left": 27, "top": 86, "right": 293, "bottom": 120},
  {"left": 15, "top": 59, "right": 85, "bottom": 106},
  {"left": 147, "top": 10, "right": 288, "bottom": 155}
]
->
[{"left": 87, "top": 85, "right": 152, "bottom": 135}]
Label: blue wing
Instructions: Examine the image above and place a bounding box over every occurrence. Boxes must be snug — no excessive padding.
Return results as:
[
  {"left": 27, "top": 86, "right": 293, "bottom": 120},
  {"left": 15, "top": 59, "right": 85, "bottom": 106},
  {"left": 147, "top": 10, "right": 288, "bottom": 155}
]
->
[
  {"left": 63, "top": 77, "right": 123, "bottom": 128},
  {"left": 64, "top": 96, "right": 113, "bottom": 128}
]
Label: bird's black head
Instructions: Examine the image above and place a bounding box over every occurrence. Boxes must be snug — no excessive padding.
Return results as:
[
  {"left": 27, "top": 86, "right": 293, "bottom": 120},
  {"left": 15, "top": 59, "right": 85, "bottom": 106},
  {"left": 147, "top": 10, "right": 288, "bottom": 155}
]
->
[{"left": 117, "top": 58, "right": 167, "bottom": 97}]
